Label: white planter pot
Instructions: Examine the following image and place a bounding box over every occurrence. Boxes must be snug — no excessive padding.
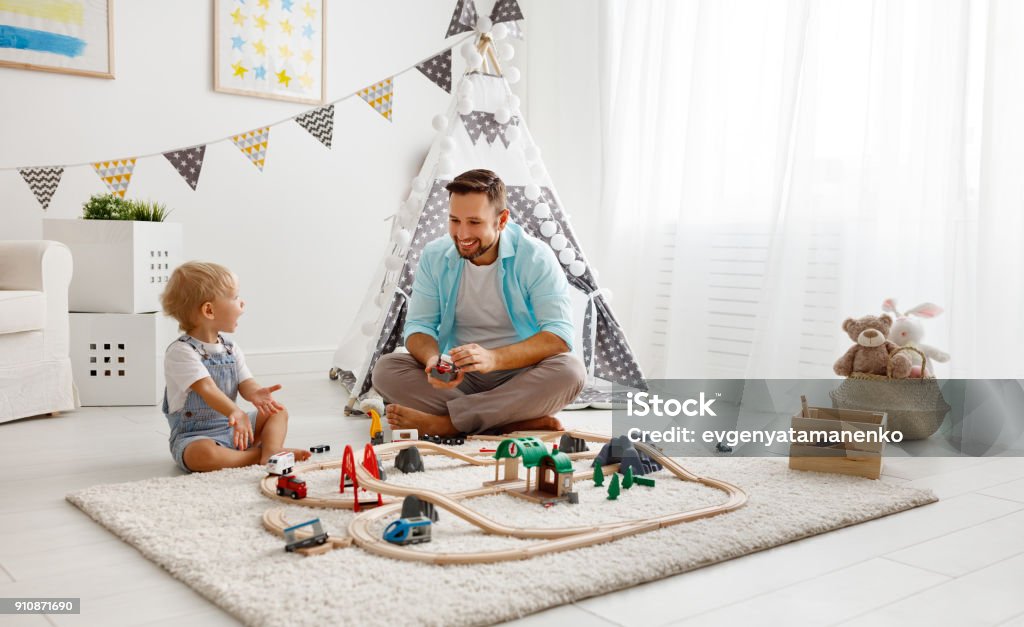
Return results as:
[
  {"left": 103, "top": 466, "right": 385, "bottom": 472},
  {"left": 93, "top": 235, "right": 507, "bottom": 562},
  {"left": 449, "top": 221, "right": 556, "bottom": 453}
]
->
[
  {"left": 70, "top": 312, "right": 176, "bottom": 406},
  {"left": 43, "top": 219, "right": 184, "bottom": 314}
]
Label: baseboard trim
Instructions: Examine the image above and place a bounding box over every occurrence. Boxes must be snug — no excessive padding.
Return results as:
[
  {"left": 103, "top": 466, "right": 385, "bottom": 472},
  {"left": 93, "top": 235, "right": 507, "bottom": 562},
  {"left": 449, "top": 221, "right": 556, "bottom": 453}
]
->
[{"left": 244, "top": 347, "right": 336, "bottom": 376}]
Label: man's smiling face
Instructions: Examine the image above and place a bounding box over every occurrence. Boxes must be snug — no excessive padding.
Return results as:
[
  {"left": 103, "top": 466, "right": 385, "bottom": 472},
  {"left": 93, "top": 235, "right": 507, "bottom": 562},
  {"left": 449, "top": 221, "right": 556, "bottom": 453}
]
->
[{"left": 448, "top": 191, "right": 508, "bottom": 265}]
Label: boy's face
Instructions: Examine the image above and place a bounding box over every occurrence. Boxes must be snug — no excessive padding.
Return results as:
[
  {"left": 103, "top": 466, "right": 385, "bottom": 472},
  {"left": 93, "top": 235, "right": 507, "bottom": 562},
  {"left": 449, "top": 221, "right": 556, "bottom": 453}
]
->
[
  {"left": 205, "top": 277, "right": 245, "bottom": 333},
  {"left": 448, "top": 192, "right": 508, "bottom": 264}
]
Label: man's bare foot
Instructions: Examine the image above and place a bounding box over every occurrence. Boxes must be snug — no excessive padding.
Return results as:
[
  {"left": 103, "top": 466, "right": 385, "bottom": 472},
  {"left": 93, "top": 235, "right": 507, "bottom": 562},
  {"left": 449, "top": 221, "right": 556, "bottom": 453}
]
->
[
  {"left": 386, "top": 404, "right": 460, "bottom": 436},
  {"left": 499, "top": 415, "right": 564, "bottom": 434},
  {"left": 285, "top": 448, "right": 312, "bottom": 462},
  {"left": 259, "top": 447, "right": 312, "bottom": 465}
]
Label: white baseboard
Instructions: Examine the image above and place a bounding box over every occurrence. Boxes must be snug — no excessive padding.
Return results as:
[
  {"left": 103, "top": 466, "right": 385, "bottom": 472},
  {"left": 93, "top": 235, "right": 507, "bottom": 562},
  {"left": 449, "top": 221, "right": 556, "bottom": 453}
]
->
[{"left": 244, "top": 347, "right": 336, "bottom": 376}]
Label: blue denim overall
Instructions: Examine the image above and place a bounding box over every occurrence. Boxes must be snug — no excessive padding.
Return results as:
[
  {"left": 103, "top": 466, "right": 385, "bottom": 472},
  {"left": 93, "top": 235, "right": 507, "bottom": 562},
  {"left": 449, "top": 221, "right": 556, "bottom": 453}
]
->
[{"left": 163, "top": 334, "right": 257, "bottom": 472}]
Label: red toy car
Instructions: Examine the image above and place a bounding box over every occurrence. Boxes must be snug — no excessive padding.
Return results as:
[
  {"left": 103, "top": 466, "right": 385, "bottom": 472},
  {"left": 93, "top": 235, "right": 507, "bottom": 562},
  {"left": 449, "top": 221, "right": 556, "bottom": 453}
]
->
[
  {"left": 430, "top": 353, "right": 460, "bottom": 383},
  {"left": 276, "top": 475, "right": 307, "bottom": 499}
]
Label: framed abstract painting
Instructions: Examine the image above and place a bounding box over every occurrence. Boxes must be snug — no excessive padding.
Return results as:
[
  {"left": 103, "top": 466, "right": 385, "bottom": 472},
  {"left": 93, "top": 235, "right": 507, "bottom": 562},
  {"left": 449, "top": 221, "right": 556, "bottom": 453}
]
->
[
  {"left": 0, "top": 0, "right": 114, "bottom": 78},
  {"left": 214, "top": 0, "right": 326, "bottom": 105}
]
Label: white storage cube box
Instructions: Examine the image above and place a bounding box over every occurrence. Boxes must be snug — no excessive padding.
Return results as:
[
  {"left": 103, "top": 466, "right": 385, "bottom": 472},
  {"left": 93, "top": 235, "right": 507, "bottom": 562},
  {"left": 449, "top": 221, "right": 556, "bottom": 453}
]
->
[
  {"left": 42, "top": 219, "right": 183, "bottom": 313},
  {"left": 70, "top": 312, "right": 176, "bottom": 406}
]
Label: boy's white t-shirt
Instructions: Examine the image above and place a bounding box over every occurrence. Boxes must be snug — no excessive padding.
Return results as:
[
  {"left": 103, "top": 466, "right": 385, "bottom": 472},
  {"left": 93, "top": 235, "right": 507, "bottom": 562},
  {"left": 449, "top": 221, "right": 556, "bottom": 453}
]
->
[{"left": 164, "top": 337, "right": 253, "bottom": 414}]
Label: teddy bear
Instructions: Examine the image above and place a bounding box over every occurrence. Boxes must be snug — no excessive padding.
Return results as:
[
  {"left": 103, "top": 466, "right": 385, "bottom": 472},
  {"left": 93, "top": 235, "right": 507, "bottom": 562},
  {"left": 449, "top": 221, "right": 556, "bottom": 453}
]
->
[
  {"left": 833, "top": 314, "right": 912, "bottom": 378},
  {"left": 881, "top": 299, "right": 950, "bottom": 377}
]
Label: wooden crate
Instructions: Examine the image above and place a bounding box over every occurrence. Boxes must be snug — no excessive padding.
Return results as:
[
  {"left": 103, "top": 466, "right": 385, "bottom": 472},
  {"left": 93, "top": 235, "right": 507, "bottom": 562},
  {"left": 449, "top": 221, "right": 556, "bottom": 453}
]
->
[{"left": 789, "top": 407, "right": 887, "bottom": 480}]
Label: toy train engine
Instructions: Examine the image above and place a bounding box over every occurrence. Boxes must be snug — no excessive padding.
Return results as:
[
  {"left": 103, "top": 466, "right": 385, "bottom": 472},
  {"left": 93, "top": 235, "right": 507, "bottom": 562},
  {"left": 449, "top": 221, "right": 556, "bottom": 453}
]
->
[
  {"left": 383, "top": 516, "right": 432, "bottom": 545},
  {"left": 266, "top": 451, "right": 295, "bottom": 475}
]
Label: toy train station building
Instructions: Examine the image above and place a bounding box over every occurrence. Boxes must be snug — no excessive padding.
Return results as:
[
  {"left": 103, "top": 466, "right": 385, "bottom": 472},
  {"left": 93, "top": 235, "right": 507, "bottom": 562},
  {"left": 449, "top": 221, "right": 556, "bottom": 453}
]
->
[{"left": 487, "top": 436, "right": 576, "bottom": 505}]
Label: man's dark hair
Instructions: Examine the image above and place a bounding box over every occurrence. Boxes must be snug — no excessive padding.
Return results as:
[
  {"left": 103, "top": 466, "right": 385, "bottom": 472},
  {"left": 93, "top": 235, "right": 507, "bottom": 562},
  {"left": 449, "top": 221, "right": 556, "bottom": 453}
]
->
[{"left": 445, "top": 169, "right": 507, "bottom": 214}]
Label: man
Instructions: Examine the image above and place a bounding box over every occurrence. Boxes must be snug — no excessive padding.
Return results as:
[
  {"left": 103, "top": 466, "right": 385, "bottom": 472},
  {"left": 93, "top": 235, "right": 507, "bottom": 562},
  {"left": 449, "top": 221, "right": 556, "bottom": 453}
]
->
[{"left": 372, "top": 169, "right": 586, "bottom": 435}]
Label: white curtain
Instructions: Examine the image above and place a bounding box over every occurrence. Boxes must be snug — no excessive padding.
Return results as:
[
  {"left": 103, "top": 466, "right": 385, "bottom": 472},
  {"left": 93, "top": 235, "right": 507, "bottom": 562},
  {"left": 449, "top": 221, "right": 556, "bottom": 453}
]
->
[{"left": 593, "top": 0, "right": 1021, "bottom": 379}]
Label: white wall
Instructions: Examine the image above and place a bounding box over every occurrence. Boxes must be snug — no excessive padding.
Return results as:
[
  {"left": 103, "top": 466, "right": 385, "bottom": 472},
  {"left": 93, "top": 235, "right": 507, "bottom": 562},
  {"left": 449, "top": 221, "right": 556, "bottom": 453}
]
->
[{"left": 1, "top": 0, "right": 572, "bottom": 374}]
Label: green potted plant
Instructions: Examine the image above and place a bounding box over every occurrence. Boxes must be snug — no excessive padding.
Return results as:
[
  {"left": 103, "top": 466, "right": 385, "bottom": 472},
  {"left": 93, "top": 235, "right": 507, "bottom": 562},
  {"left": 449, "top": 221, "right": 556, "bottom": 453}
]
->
[
  {"left": 81, "top": 194, "right": 172, "bottom": 222},
  {"left": 43, "top": 194, "right": 183, "bottom": 313}
]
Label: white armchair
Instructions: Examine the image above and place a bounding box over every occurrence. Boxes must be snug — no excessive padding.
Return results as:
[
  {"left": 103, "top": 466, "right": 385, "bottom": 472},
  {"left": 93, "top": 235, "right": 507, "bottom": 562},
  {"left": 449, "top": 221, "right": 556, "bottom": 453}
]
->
[{"left": 0, "top": 240, "right": 77, "bottom": 423}]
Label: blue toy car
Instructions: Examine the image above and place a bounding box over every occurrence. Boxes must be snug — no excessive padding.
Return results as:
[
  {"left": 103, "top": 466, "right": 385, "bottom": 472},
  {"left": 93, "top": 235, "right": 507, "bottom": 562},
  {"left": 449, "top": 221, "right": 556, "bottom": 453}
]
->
[{"left": 383, "top": 516, "right": 432, "bottom": 545}]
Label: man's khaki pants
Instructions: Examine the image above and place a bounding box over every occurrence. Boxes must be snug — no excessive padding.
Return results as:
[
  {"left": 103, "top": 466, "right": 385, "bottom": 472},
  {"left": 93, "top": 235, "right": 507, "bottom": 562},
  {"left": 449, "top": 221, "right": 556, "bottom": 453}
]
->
[{"left": 371, "top": 352, "right": 587, "bottom": 434}]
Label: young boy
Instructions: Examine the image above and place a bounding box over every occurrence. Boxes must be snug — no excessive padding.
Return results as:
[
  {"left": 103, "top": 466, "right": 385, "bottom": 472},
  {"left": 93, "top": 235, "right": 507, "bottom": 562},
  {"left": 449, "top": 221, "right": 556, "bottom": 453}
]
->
[{"left": 160, "top": 261, "right": 310, "bottom": 473}]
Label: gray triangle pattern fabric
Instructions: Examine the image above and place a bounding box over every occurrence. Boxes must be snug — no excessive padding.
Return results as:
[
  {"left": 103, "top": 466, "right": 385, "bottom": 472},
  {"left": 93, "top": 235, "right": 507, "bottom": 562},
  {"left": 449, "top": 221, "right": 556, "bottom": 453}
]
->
[
  {"left": 460, "top": 111, "right": 519, "bottom": 147},
  {"left": 445, "top": 0, "right": 479, "bottom": 37},
  {"left": 162, "top": 146, "right": 206, "bottom": 191},
  {"left": 18, "top": 166, "right": 63, "bottom": 211},
  {"left": 295, "top": 104, "right": 335, "bottom": 148},
  {"left": 489, "top": 0, "right": 524, "bottom": 23},
  {"left": 459, "top": 111, "right": 487, "bottom": 144},
  {"left": 416, "top": 50, "right": 452, "bottom": 93},
  {"left": 360, "top": 179, "right": 647, "bottom": 397}
]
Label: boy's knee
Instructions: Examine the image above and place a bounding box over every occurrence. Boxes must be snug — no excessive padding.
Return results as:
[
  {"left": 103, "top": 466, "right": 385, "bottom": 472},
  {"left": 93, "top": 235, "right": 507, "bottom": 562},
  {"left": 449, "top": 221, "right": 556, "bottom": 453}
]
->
[{"left": 183, "top": 440, "right": 217, "bottom": 472}]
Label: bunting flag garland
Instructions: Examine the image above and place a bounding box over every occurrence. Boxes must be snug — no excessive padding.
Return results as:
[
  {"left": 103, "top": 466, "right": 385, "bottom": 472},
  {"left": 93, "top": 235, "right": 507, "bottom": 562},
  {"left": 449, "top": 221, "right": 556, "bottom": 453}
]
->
[
  {"left": 92, "top": 159, "right": 137, "bottom": 198},
  {"left": 295, "top": 104, "right": 335, "bottom": 148},
  {"left": 507, "top": 20, "right": 524, "bottom": 40},
  {"left": 445, "top": 0, "right": 479, "bottom": 37},
  {"left": 18, "top": 167, "right": 63, "bottom": 211},
  {"left": 163, "top": 146, "right": 207, "bottom": 190},
  {"left": 231, "top": 127, "right": 270, "bottom": 171},
  {"left": 416, "top": 50, "right": 452, "bottom": 93},
  {"left": 358, "top": 78, "right": 394, "bottom": 122},
  {"left": 489, "top": 0, "right": 524, "bottom": 24},
  {"left": 460, "top": 111, "right": 519, "bottom": 147},
  {"left": 7, "top": 33, "right": 479, "bottom": 211}
]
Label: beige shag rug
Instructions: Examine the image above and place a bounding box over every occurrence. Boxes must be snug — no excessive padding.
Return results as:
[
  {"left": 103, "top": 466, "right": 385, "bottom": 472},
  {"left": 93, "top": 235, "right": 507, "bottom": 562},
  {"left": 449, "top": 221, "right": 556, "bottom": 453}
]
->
[{"left": 67, "top": 450, "right": 937, "bottom": 626}]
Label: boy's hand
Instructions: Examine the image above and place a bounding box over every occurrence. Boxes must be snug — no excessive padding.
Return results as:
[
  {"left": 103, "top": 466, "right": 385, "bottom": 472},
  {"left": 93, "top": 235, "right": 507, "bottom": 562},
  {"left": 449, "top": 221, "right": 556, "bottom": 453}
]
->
[
  {"left": 228, "top": 409, "right": 253, "bottom": 450},
  {"left": 250, "top": 383, "right": 285, "bottom": 418}
]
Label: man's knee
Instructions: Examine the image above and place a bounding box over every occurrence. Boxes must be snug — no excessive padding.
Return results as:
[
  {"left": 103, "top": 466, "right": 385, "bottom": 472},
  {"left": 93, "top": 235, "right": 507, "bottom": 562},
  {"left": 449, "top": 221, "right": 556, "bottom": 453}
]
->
[
  {"left": 547, "top": 353, "right": 587, "bottom": 393},
  {"left": 372, "top": 352, "right": 418, "bottom": 393}
]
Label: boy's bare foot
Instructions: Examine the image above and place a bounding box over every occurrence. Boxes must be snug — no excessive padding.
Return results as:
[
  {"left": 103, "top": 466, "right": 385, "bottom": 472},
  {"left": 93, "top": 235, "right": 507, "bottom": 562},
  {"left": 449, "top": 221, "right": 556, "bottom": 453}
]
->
[
  {"left": 499, "top": 415, "right": 564, "bottom": 434},
  {"left": 386, "top": 404, "right": 460, "bottom": 436}
]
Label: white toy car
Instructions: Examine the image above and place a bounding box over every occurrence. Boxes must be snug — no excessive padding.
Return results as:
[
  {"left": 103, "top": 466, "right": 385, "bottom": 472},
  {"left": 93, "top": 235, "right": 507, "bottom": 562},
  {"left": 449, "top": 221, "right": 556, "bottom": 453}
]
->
[{"left": 266, "top": 451, "right": 295, "bottom": 475}]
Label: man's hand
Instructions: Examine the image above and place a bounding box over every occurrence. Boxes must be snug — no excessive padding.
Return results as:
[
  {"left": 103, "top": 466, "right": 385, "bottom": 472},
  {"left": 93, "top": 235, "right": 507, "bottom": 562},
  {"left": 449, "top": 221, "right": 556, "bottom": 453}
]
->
[
  {"left": 228, "top": 409, "right": 254, "bottom": 450},
  {"left": 450, "top": 343, "right": 498, "bottom": 374},
  {"left": 249, "top": 383, "right": 285, "bottom": 418},
  {"left": 424, "top": 353, "right": 464, "bottom": 389}
]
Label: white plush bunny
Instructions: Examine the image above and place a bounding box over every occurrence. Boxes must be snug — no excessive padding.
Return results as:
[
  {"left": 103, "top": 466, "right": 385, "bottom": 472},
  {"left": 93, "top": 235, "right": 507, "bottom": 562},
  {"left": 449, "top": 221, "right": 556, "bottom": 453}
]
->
[{"left": 881, "top": 299, "right": 951, "bottom": 376}]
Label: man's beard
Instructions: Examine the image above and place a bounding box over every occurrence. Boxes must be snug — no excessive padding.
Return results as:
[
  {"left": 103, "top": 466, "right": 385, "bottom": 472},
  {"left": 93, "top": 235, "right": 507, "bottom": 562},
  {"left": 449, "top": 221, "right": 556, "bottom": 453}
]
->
[{"left": 455, "top": 233, "right": 499, "bottom": 260}]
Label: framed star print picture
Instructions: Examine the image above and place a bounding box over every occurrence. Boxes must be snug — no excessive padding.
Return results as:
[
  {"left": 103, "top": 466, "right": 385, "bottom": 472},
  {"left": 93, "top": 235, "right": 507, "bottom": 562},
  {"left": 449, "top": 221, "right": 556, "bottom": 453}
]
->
[
  {"left": 0, "top": 0, "right": 114, "bottom": 78},
  {"left": 214, "top": 0, "right": 326, "bottom": 104}
]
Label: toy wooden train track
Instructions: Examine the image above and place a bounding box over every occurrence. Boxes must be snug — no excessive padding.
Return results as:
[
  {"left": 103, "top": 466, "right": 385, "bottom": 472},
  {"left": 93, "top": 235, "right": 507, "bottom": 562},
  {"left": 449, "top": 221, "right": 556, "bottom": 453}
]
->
[{"left": 261, "top": 430, "right": 747, "bottom": 563}]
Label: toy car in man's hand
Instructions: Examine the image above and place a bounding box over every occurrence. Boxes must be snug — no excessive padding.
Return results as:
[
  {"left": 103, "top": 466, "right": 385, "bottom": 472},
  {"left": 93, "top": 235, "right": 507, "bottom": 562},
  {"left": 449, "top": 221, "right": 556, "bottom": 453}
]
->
[{"left": 429, "top": 353, "right": 460, "bottom": 382}]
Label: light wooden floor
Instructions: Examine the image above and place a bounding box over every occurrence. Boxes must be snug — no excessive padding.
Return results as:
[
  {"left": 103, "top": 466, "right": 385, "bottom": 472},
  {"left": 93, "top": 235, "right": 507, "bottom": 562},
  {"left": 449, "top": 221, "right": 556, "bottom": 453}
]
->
[{"left": 2, "top": 373, "right": 1024, "bottom": 626}]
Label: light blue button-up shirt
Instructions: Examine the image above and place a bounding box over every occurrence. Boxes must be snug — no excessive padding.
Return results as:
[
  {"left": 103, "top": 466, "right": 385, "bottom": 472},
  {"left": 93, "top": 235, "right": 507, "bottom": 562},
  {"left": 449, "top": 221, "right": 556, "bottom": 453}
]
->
[{"left": 403, "top": 221, "right": 575, "bottom": 353}]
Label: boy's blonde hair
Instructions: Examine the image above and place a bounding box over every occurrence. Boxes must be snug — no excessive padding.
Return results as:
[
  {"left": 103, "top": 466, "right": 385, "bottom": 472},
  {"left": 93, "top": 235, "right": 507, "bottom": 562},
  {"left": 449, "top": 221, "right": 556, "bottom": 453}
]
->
[{"left": 161, "top": 261, "right": 236, "bottom": 332}]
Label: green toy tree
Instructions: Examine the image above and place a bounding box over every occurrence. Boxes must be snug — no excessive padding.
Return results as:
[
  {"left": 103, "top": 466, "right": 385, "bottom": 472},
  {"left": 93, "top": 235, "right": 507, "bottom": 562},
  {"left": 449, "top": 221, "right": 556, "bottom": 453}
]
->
[
  {"left": 623, "top": 465, "right": 635, "bottom": 489},
  {"left": 593, "top": 461, "right": 604, "bottom": 487},
  {"left": 607, "top": 473, "right": 621, "bottom": 500}
]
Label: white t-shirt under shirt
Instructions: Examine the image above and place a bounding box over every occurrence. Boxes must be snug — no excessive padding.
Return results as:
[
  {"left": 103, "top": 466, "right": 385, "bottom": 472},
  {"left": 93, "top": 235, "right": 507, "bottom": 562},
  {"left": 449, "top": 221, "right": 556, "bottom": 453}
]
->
[
  {"left": 453, "top": 259, "right": 520, "bottom": 349},
  {"left": 163, "top": 337, "right": 253, "bottom": 414}
]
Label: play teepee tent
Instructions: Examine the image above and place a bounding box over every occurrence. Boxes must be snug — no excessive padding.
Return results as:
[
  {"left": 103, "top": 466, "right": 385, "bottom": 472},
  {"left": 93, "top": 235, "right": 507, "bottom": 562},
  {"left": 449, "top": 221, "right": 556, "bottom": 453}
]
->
[{"left": 333, "top": 30, "right": 645, "bottom": 413}]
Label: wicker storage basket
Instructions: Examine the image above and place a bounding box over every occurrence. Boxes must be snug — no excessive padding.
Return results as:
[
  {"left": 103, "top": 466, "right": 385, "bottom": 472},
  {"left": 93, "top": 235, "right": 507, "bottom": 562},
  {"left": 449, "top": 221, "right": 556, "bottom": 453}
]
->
[{"left": 830, "top": 346, "right": 951, "bottom": 440}]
